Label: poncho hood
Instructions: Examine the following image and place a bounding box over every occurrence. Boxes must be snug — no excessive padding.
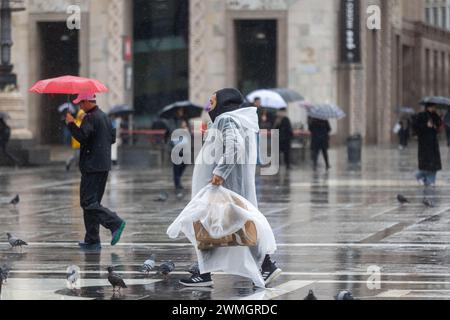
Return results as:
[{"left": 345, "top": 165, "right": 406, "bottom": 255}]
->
[{"left": 216, "top": 107, "right": 260, "bottom": 133}]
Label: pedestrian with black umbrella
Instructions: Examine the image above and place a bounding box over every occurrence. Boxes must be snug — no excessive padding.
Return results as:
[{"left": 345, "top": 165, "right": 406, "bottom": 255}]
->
[
  {"left": 65, "top": 92, "right": 126, "bottom": 250},
  {"left": 159, "top": 101, "right": 201, "bottom": 190},
  {"left": 308, "top": 116, "right": 331, "bottom": 171},
  {"left": 414, "top": 104, "right": 442, "bottom": 188}
]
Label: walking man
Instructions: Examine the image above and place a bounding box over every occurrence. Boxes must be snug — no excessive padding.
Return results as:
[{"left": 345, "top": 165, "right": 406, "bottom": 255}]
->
[{"left": 65, "top": 93, "right": 126, "bottom": 250}]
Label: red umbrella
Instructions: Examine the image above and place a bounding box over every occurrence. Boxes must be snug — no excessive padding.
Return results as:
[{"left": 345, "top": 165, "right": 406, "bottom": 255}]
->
[{"left": 29, "top": 75, "right": 108, "bottom": 94}]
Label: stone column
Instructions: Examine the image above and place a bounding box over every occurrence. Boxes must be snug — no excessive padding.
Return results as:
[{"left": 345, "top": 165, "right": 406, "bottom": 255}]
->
[
  {"left": 189, "top": 0, "right": 207, "bottom": 105},
  {"left": 106, "top": 0, "right": 125, "bottom": 109}
]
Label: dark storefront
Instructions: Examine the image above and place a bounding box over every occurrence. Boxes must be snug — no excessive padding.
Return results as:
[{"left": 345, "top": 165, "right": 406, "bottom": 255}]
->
[{"left": 133, "top": 0, "right": 189, "bottom": 119}]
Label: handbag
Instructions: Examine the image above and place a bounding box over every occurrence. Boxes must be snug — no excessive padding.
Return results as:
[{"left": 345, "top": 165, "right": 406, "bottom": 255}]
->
[{"left": 194, "top": 220, "right": 257, "bottom": 250}]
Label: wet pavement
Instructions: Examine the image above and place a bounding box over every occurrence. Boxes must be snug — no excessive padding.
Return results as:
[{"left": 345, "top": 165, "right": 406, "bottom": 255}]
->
[{"left": 2, "top": 145, "right": 450, "bottom": 300}]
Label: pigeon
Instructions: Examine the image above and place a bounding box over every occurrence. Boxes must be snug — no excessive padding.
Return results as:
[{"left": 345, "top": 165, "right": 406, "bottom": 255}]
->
[
  {"left": 0, "top": 265, "right": 11, "bottom": 284},
  {"left": 9, "top": 195, "right": 19, "bottom": 206},
  {"left": 188, "top": 262, "right": 200, "bottom": 276},
  {"left": 107, "top": 266, "right": 127, "bottom": 292},
  {"left": 155, "top": 191, "right": 169, "bottom": 202},
  {"left": 397, "top": 194, "right": 409, "bottom": 205},
  {"left": 7, "top": 233, "right": 28, "bottom": 251},
  {"left": 304, "top": 290, "right": 318, "bottom": 300},
  {"left": 176, "top": 191, "right": 185, "bottom": 201},
  {"left": 66, "top": 265, "right": 80, "bottom": 290},
  {"left": 423, "top": 198, "right": 435, "bottom": 208},
  {"left": 159, "top": 261, "right": 175, "bottom": 277},
  {"left": 335, "top": 290, "right": 355, "bottom": 300},
  {"left": 142, "top": 254, "right": 156, "bottom": 274}
]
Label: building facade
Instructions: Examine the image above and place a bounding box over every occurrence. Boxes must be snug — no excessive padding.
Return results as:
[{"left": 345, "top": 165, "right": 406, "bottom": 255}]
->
[{"left": 2, "top": 0, "right": 450, "bottom": 146}]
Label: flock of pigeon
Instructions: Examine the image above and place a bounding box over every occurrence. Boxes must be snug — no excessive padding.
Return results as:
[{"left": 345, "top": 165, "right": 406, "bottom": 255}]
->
[{"left": 0, "top": 191, "right": 434, "bottom": 299}]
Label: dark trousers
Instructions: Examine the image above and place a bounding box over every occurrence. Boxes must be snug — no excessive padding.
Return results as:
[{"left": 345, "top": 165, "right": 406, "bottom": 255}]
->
[
  {"left": 446, "top": 126, "right": 450, "bottom": 147},
  {"left": 312, "top": 147, "right": 330, "bottom": 168},
  {"left": 399, "top": 130, "right": 409, "bottom": 147},
  {"left": 0, "top": 143, "right": 20, "bottom": 166},
  {"left": 80, "top": 172, "right": 123, "bottom": 244},
  {"left": 280, "top": 142, "right": 291, "bottom": 169},
  {"left": 173, "top": 163, "right": 187, "bottom": 189}
]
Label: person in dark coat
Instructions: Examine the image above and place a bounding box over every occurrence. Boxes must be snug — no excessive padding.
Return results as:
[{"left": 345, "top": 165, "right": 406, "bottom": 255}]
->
[
  {"left": 308, "top": 117, "right": 331, "bottom": 170},
  {"left": 65, "top": 93, "right": 126, "bottom": 250},
  {"left": 274, "top": 109, "right": 293, "bottom": 170},
  {"left": 398, "top": 119, "right": 410, "bottom": 150},
  {"left": 0, "top": 118, "right": 20, "bottom": 166},
  {"left": 444, "top": 111, "right": 450, "bottom": 148},
  {"left": 414, "top": 105, "right": 442, "bottom": 187}
]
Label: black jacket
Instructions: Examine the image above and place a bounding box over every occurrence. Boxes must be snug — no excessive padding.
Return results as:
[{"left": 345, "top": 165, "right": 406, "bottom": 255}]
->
[
  {"left": 308, "top": 118, "right": 331, "bottom": 150},
  {"left": 68, "top": 106, "right": 116, "bottom": 173},
  {"left": 0, "top": 120, "right": 11, "bottom": 146},
  {"left": 275, "top": 116, "right": 293, "bottom": 148},
  {"left": 415, "top": 111, "right": 442, "bottom": 172}
]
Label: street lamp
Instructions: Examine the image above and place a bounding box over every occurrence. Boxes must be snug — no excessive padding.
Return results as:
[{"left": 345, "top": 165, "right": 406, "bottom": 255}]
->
[{"left": 0, "top": 0, "right": 25, "bottom": 90}]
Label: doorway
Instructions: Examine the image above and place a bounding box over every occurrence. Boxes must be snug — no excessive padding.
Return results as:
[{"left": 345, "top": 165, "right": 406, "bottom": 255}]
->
[
  {"left": 38, "top": 22, "right": 79, "bottom": 145},
  {"left": 235, "top": 20, "right": 277, "bottom": 95}
]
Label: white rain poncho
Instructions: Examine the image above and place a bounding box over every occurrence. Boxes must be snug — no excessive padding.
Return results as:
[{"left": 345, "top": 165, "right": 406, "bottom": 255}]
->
[{"left": 167, "top": 107, "right": 277, "bottom": 288}]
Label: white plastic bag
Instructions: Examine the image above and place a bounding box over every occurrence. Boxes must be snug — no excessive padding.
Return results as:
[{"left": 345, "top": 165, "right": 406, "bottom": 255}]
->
[
  {"left": 393, "top": 123, "right": 401, "bottom": 134},
  {"left": 167, "top": 184, "right": 277, "bottom": 288}
]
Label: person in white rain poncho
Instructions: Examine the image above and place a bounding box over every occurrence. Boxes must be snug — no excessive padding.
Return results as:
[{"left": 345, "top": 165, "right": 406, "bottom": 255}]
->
[{"left": 167, "top": 88, "right": 281, "bottom": 288}]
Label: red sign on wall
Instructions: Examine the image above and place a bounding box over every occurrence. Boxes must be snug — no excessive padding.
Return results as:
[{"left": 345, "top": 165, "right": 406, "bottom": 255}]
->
[{"left": 123, "top": 36, "right": 132, "bottom": 62}]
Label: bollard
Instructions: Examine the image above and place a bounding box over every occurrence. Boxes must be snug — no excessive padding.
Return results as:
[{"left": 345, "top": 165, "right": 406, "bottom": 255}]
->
[{"left": 347, "top": 134, "right": 362, "bottom": 164}]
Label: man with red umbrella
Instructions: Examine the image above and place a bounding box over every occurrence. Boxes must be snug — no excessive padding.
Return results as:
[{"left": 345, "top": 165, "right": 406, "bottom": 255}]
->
[{"left": 65, "top": 92, "right": 126, "bottom": 250}]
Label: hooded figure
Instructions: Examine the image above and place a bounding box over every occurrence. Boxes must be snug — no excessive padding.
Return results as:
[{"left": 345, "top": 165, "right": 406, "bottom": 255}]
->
[
  {"left": 192, "top": 88, "right": 259, "bottom": 205},
  {"left": 170, "top": 88, "right": 281, "bottom": 288}
]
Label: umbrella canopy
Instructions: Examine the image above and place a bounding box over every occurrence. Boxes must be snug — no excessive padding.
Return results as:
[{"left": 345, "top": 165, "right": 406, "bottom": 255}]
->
[
  {"left": 396, "top": 106, "right": 415, "bottom": 114},
  {"left": 58, "top": 102, "right": 76, "bottom": 114},
  {"left": 0, "top": 112, "right": 11, "bottom": 120},
  {"left": 420, "top": 96, "right": 450, "bottom": 108},
  {"left": 246, "top": 90, "right": 288, "bottom": 109},
  {"left": 270, "top": 88, "right": 304, "bottom": 103},
  {"left": 108, "top": 104, "right": 134, "bottom": 117},
  {"left": 29, "top": 75, "right": 108, "bottom": 95},
  {"left": 159, "top": 101, "right": 203, "bottom": 119},
  {"left": 300, "top": 102, "right": 346, "bottom": 120}
]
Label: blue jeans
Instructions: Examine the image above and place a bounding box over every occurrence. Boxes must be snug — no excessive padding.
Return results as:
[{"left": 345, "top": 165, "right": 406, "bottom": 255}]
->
[{"left": 416, "top": 170, "right": 437, "bottom": 186}]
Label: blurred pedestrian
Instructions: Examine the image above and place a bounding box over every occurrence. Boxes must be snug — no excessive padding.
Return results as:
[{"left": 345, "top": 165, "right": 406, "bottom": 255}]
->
[
  {"left": 66, "top": 108, "right": 85, "bottom": 171},
  {"left": 274, "top": 108, "right": 293, "bottom": 170},
  {"left": 0, "top": 118, "right": 20, "bottom": 166},
  {"left": 414, "top": 104, "right": 442, "bottom": 188},
  {"left": 110, "top": 116, "right": 122, "bottom": 166},
  {"left": 170, "top": 108, "right": 191, "bottom": 190},
  {"left": 397, "top": 119, "right": 410, "bottom": 150},
  {"left": 308, "top": 117, "right": 331, "bottom": 171},
  {"left": 65, "top": 93, "right": 126, "bottom": 250}
]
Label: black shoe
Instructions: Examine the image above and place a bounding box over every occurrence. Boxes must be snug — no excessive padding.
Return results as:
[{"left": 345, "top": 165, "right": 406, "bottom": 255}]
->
[
  {"left": 179, "top": 274, "right": 213, "bottom": 287},
  {"left": 261, "top": 260, "right": 282, "bottom": 286},
  {"left": 78, "top": 242, "right": 102, "bottom": 251}
]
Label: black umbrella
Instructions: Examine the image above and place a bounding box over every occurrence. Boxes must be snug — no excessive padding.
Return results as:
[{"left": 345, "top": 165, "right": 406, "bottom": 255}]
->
[
  {"left": 420, "top": 96, "right": 450, "bottom": 108},
  {"left": 269, "top": 88, "right": 304, "bottom": 103},
  {"left": 159, "top": 101, "right": 203, "bottom": 119},
  {"left": 108, "top": 104, "right": 134, "bottom": 117},
  {"left": 0, "top": 112, "right": 10, "bottom": 120}
]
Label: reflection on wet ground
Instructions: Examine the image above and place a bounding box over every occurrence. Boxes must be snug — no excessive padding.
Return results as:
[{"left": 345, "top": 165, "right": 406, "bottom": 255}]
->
[{"left": 2, "top": 146, "right": 450, "bottom": 300}]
